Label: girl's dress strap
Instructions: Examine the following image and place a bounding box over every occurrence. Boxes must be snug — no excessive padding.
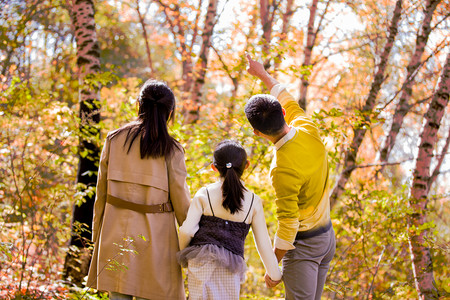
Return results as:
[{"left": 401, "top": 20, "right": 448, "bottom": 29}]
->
[
  {"left": 205, "top": 188, "right": 215, "bottom": 216},
  {"left": 243, "top": 193, "right": 254, "bottom": 223}
]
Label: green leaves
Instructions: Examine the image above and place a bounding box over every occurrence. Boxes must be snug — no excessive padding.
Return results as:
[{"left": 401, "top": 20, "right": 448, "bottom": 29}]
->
[{"left": 83, "top": 71, "right": 119, "bottom": 90}]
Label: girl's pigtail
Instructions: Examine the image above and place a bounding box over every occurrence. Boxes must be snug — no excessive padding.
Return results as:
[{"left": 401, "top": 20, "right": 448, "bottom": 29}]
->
[
  {"left": 213, "top": 140, "right": 248, "bottom": 214},
  {"left": 222, "top": 166, "right": 245, "bottom": 214}
]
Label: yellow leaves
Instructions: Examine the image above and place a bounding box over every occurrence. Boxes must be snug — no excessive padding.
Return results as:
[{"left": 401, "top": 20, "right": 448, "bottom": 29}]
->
[{"left": 8, "top": 64, "right": 17, "bottom": 74}]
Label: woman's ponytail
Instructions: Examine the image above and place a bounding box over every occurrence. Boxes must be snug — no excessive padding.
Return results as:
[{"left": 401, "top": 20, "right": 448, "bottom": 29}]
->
[
  {"left": 110, "top": 79, "right": 179, "bottom": 159},
  {"left": 138, "top": 98, "right": 174, "bottom": 159}
]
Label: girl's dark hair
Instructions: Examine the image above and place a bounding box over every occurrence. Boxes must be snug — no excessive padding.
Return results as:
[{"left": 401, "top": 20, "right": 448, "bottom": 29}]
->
[
  {"left": 213, "top": 140, "right": 248, "bottom": 214},
  {"left": 109, "top": 79, "right": 178, "bottom": 159}
]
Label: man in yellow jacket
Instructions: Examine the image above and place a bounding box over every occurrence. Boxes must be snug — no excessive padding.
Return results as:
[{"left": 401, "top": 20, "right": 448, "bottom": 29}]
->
[{"left": 244, "top": 54, "right": 335, "bottom": 300}]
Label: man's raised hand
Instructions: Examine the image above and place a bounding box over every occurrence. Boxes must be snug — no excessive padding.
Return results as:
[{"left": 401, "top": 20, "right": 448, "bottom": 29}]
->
[
  {"left": 245, "top": 52, "right": 279, "bottom": 90},
  {"left": 246, "top": 53, "right": 266, "bottom": 78}
]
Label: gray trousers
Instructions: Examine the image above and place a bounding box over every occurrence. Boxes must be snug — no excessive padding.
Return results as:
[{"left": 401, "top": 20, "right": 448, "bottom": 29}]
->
[{"left": 282, "top": 227, "right": 335, "bottom": 300}]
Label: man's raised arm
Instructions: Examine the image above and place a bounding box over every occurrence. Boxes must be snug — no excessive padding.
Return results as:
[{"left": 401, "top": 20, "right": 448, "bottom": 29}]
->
[{"left": 246, "top": 54, "right": 279, "bottom": 91}]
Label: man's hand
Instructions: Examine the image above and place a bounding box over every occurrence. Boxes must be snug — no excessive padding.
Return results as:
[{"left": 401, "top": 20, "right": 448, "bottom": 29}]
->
[
  {"left": 264, "top": 273, "right": 282, "bottom": 288},
  {"left": 246, "top": 53, "right": 279, "bottom": 90},
  {"left": 246, "top": 53, "right": 267, "bottom": 78}
]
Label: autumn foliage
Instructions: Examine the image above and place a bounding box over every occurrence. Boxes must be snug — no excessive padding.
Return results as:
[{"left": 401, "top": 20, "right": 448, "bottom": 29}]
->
[{"left": 1, "top": 0, "right": 449, "bottom": 299}]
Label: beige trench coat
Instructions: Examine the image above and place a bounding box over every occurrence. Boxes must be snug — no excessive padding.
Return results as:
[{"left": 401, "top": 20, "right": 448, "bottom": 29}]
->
[{"left": 87, "top": 130, "right": 190, "bottom": 300}]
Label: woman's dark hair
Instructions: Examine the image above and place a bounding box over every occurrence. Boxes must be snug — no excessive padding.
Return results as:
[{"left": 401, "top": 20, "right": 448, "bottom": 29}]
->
[
  {"left": 109, "top": 79, "right": 178, "bottom": 159},
  {"left": 213, "top": 140, "right": 248, "bottom": 214},
  {"left": 244, "top": 94, "right": 286, "bottom": 135}
]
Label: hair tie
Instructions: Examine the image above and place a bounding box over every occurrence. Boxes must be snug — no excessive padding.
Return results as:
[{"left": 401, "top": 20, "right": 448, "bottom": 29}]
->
[
  {"left": 140, "top": 96, "right": 158, "bottom": 104},
  {"left": 226, "top": 162, "right": 232, "bottom": 169}
]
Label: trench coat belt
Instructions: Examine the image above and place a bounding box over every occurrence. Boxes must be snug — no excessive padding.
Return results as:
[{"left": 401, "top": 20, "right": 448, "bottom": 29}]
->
[{"left": 106, "top": 194, "right": 173, "bottom": 213}]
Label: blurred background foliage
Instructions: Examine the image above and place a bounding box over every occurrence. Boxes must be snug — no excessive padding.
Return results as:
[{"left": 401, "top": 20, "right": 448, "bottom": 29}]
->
[{"left": 1, "top": 0, "right": 449, "bottom": 299}]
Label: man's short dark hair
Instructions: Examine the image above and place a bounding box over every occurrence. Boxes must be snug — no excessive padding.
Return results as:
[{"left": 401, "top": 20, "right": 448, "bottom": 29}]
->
[{"left": 244, "top": 94, "right": 286, "bottom": 136}]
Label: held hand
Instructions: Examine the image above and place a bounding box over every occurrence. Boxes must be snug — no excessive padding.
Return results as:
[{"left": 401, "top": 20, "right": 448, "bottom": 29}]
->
[
  {"left": 264, "top": 273, "right": 281, "bottom": 288},
  {"left": 246, "top": 53, "right": 267, "bottom": 78}
]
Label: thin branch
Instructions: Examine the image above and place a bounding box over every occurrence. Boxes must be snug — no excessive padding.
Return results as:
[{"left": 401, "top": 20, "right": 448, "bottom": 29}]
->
[
  {"left": 211, "top": 45, "right": 234, "bottom": 82},
  {"left": 343, "top": 157, "right": 415, "bottom": 173},
  {"left": 430, "top": 11, "right": 450, "bottom": 31},
  {"left": 214, "top": 0, "right": 230, "bottom": 27},
  {"left": 313, "top": 0, "right": 331, "bottom": 43},
  {"left": 312, "top": 41, "right": 371, "bottom": 66},
  {"left": 378, "top": 38, "right": 447, "bottom": 111},
  {"left": 366, "top": 246, "right": 386, "bottom": 299},
  {"left": 189, "top": 0, "right": 203, "bottom": 51}
]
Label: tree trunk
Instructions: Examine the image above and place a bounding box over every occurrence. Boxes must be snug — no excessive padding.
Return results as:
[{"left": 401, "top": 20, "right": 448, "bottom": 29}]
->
[
  {"left": 273, "top": 0, "right": 294, "bottom": 74},
  {"left": 330, "top": 0, "right": 403, "bottom": 208},
  {"left": 429, "top": 126, "right": 450, "bottom": 187},
  {"left": 259, "top": 0, "right": 273, "bottom": 67},
  {"left": 156, "top": 0, "right": 195, "bottom": 92},
  {"left": 185, "top": 0, "right": 219, "bottom": 123},
  {"left": 379, "top": 0, "right": 440, "bottom": 166},
  {"left": 408, "top": 52, "right": 449, "bottom": 300},
  {"left": 64, "top": 0, "right": 101, "bottom": 285},
  {"left": 135, "top": 0, "right": 154, "bottom": 76},
  {"left": 298, "top": 0, "right": 318, "bottom": 111}
]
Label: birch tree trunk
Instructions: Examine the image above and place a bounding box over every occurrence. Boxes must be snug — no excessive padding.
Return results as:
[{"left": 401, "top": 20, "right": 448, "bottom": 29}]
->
[
  {"left": 330, "top": 0, "right": 403, "bottom": 208},
  {"left": 63, "top": 0, "right": 101, "bottom": 285},
  {"left": 185, "top": 0, "right": 219, "bottom": 123},
  {"left": 408, "top": 52, "right": 449, "bottom": 300},
  {"left": 429, "top": 126, "right": 450, "bottom": 187},
  {"left": 379, "top": 0, "right": 440, "bottom": 165}
]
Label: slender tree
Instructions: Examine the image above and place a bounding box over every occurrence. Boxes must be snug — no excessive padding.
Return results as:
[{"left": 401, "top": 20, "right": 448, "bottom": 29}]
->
[
  {"left": 408, "top": 52, "right": 449, "bottom": 299},
  {"left": 299, "top": 0, "right": 330, "bottom": 110},
  {"left": 379, "top": 0, "right": 441, "bottom": 166},
  {"left": 273, "top": 0, "right": 295, "bottom": 73},
  {"left": 210, "top": 3, "right": 258, "bottom": 131},
  {"left": 134, "top": 0, "right": 155, "bottom": 76},
  {"left": 64, "top": 0, "right": 101, "bottom": 285},
  {"left": 259, "top": 0, "right": 277, "bottom": 67},
  {"left": 186, "top": 0, "right": 219, "bottom": 123},
  {"left": 156, "top": 0, "right": 222, "bottom": 122},
  {"left": 330, "top": 0, "right": 403, "bottom": 208},
  {"left": 155, "top": 0, "right": 198, "bottom": 92}
]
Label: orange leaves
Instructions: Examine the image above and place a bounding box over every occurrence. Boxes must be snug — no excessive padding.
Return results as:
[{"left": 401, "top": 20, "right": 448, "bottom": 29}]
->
[{"left": 8, "top": 64, "right": 17, "bottom": 74}]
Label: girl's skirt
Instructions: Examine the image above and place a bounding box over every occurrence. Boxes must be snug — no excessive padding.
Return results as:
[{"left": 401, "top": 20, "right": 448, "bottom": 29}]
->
[
  {"left": 187, "top": 255, "right": 241, "bottom": 300},
  {"left": 177, "top": 244, "right": 247, "bottom": 300}
]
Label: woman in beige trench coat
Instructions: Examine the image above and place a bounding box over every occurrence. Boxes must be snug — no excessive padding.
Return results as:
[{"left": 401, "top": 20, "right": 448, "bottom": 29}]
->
[{"left": 86, "top": 79, "right": 190, "bottom": 300}]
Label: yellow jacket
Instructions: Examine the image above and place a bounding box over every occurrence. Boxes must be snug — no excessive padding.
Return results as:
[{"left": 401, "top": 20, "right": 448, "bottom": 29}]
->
[{"left": 270, "top": 86, "right": 331, "bottom": 250}]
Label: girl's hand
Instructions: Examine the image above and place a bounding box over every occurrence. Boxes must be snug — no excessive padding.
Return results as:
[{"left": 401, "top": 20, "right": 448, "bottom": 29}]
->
[{"left": 264, "top": 273, "right": 281, "bottom": 288}]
